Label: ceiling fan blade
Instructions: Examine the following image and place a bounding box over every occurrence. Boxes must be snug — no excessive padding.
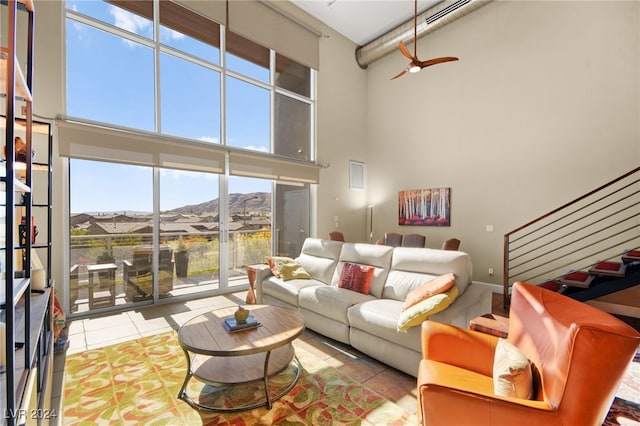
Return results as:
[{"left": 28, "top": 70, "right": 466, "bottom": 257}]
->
[
  {"left": 398, "top": 41, "right": 414, "bottom": 61},
  {"left": 391, "top": 68, "right": 409, "bottom": 80},
  {"left": 419, "top": 56, "right": 459, "bottom": 68}
]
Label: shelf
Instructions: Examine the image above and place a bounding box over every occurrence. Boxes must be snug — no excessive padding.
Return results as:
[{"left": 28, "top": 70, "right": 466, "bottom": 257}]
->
[
  {"left": 0, "top": 287, "right": 50, "bottom": 416},
  {"left": 0, "top": 116, "right": 49, "bottom": 135},
  {"left": 0, "top": 161, "right": 33, "bottom": 193},
  {"left": 24, "top": 288, "right": 52, "bottom": 366},
  {"left": 0, "top": 277, "right": 30, "bottom": 308},
  {"left": 0, "top": 48, "right": 32, "bottom": 103},
  {"left": 0, "top": 176, "right": 30, "bottom": 193}
]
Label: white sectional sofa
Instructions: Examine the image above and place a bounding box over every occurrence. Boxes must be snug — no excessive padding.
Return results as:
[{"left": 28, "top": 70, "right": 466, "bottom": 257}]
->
[{"left": 254, "top": 238, "right": 492, "bottom": 377}]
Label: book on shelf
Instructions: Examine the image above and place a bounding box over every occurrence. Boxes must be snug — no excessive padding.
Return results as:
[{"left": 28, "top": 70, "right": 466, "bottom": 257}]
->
[{"left": 222, "top": 315, "right": 260, "bottom": 333}]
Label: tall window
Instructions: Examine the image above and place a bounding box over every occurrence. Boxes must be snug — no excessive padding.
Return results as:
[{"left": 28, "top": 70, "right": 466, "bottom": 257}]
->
[
  {"left": 65, "top": 0, "right": 313, "bottom": 157},
  {"left": 64, "top": 0, "right": 316, "bottom": 315}
]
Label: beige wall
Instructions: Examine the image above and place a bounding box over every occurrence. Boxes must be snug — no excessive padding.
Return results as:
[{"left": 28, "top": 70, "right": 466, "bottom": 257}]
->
[
  {"left": 359, "top": 0, "right": 639, "bottom": 286},
  {"left": 314, "top": 27, "right": 369, "bottom": 242},
  {"left": 31, "top": 1, "right": 640, "bottom": 294},
  {"left": 32, "top": 1, "right": 65, "bottom": 297}
]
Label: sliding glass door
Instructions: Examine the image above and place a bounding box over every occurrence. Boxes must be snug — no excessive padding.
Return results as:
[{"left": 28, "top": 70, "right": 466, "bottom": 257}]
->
[
  {"left": 226, "top": 177, "right": 272, "bottom": 292},
  {"left": 69, "top": 159, "right": 154, "bottom": 314},
  {"left": 158, "top": 168, "right": 220, "bottom": 299}
]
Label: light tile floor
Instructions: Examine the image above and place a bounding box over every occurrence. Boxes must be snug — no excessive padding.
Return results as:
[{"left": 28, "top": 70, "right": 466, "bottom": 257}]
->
[{"left": 50, "top": 290, "right": 424, "bottom": 424}]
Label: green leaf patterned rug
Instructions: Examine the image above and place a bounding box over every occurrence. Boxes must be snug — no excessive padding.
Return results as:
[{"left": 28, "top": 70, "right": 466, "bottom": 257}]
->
[{"left": 62, "top": 331, "right": 417, "bottom": 425}]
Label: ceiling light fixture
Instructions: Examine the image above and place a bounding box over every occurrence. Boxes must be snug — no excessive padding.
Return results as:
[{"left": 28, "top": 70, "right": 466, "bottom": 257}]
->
[{"left": 391, "top": 0, "right": 459, "bottom": 79}]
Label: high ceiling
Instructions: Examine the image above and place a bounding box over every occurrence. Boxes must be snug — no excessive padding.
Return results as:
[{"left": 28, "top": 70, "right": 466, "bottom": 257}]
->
[{"left": 289, "top": 0, "right": 443, "bottom": 46}]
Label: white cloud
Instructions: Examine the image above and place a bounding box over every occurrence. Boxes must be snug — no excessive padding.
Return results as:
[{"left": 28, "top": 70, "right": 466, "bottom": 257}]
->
[
  {"left": 199, "top": 136, "right": 220, "bottom": 143},
  {"left": 160, "top": 27, "right": 186, "bottom": 43},
  {"left": 245, "top": 145, "right": 269, "bottom": 153},
  {"left": 109, "top": 6, "right": 152, "bottom": 47}
]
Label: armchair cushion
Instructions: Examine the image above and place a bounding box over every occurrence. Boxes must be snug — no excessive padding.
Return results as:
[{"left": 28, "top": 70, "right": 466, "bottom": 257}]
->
[
  {"left": 493, "top": 338, "right": 533, "bottom": 399},
  {"left": 397, "top": 286, "right": 458, "bottom": 331}
]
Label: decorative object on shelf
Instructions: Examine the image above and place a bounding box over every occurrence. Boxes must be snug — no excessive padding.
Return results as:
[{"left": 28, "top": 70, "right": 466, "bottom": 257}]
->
[
  {"left": 3, "top": 136, "right": 34, "bottom": 162},
  {"left": 234, "top": 306, "right": 250, "bottom": 323},
  {"left": 398, "top": 187, "right": 451, "bottom": 226},
  {"left": 31, "top": 268, "right": 46, "bottom": 291},
  {"left": 19, "top": 215, "right": 37, "bottom": 246}
]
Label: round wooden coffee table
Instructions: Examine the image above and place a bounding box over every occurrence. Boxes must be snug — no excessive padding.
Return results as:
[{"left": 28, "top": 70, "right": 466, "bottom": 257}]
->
[{"left": 177, "top": 304, "right": 305, "bottom": 412}]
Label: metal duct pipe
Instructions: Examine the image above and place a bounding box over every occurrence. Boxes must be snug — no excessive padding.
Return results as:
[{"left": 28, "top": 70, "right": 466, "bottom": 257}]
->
[{"left": 355, "top": 0, "right": 491, "bottom": 69}]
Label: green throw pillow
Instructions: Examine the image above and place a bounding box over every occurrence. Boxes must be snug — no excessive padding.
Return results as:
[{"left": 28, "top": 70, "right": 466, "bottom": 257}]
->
[
  {"left": 278, "top": 260, "right": 311, "bottom": 281},
  {"left": 267, "top": 256, "right": 311, "bottom": 281},
  {"left": 396, "top": 286, "right": 459, "bottom": 331}
]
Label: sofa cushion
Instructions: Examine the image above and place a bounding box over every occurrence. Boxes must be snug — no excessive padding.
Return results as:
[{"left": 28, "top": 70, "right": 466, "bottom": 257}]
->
[
  {"left": 396, "top": 286, "right": 459, "bottom": 331},
  {"left": 384, "top": 247, "right": 473, "bottom": 300},
  {"left": 299, "top": 285, "right": 375, "bottom": 324},
  {"left": 331, "top": 243, "right": 394, "bottom": 298},
  {"left": 261, "top": 276, "right": 324, "bottom": 306},
  {"left": 348, "top": 299, "right": 422, "bottom": 352},
  {"left": 493, "top": 338, "right": 533, "bottom": 399},
  {"left": 296, "top": 238, "right": 344, "bottom": 284},
  {"left": 338, "top": 262, "right": 375, "bottom": 295},
  {"left": 402, "top": 273, "right": 456, "bottom": 311}
]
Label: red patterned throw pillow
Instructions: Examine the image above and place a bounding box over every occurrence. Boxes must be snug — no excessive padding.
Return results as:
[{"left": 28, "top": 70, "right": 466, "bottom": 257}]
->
[{"left": 338, "top": 262, "right": 374, "bottom": 295}]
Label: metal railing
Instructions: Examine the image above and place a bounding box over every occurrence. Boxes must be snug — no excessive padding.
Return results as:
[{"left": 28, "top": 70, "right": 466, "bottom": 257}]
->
[
  {"left": 70, "top": 229, "right": 271, "bottom": 274},
  {"left": 503, "top": 167, "right": 640, "bottom": 309}
]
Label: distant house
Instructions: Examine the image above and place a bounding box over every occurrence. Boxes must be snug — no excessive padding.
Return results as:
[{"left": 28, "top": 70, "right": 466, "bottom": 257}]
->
[{"left": 71, "top": 212, "right": 270, "bottom": 237}]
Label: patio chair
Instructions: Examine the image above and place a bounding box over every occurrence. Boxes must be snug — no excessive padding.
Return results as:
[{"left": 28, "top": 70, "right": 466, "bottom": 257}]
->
[{"left": 123, "top": 245, "right": 174, "bottom": 301}]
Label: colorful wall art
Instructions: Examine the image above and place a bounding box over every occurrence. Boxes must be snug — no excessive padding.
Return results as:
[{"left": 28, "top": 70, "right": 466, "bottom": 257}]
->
[{"left": 398, "top": 188, "right": 451, "bottom": 226}]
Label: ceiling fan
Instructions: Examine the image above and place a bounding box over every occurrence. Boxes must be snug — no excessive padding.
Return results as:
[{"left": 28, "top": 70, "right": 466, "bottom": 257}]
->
[{"left": 391, "top": 0, "right": 459, "bottom": 80}]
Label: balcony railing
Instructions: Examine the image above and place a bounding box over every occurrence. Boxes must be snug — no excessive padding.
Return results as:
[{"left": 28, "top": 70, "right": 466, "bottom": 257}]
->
[{"left": 69, "top": 229, "right": 271, "bottom": 314}]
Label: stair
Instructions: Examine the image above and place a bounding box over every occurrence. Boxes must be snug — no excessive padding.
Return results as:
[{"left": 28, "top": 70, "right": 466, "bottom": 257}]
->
[
  {"left": 538, "top": 249, "right": 640, "bottom": 316},
  {"left": 504, "top": 167, "right": 640, "bottom": 312}
]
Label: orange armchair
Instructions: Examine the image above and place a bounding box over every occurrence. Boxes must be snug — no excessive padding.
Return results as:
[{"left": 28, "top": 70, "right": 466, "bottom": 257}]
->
[{"left": 417, "top": 282, "right": 640, "bottom": 426}]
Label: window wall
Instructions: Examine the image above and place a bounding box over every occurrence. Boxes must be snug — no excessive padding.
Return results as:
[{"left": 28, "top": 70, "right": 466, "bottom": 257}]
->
[{"left": 63, "top": 0, "right": 317, "bottom": 316}]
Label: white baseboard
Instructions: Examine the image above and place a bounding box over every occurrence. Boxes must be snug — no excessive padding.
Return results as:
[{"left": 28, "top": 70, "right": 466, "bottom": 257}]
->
[{"left": 473, "top": 281, "right": 504, "bottom": 294}]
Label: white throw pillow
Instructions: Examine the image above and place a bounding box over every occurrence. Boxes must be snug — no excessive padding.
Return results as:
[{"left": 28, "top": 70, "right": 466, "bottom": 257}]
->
[{"left": 493, "top": 338, "right": 533, "bottom": 399}]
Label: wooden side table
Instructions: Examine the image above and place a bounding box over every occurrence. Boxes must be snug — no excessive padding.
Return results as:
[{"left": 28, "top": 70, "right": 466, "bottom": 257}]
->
[
  {"left": 470, "top": 313, "right": 509, "bottom": 338},
  {"left": 245, "top": 265, "right": 260, "bottom": 304},
  {"left": 87, "top": 263, "right": 117, "bottom": 309}
]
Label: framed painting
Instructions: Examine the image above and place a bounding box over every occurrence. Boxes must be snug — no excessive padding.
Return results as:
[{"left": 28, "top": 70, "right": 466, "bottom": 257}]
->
[{"left": 399, "top": 187, "right": 451, "bottom": 226}]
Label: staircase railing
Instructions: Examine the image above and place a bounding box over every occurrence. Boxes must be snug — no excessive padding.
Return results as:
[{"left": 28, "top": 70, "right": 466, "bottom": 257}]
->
[{"left": 503, "top": 166, "right": 640, "bottom": 310}]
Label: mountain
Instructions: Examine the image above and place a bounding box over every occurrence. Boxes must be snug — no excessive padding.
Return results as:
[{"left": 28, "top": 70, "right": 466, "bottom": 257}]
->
[{"left": 167, "top": 192, "right": 271, "bottom": 215}]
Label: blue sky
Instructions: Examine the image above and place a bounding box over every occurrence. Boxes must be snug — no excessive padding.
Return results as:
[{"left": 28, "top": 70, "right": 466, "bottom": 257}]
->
[{"left": 66, "top": 1, "right": 271, "bottom": 213}]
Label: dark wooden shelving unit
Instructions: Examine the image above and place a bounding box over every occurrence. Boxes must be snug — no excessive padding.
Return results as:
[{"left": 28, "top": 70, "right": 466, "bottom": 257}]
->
[{"left": 1, "top": 1, "right": 54, "bottom": 425}]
